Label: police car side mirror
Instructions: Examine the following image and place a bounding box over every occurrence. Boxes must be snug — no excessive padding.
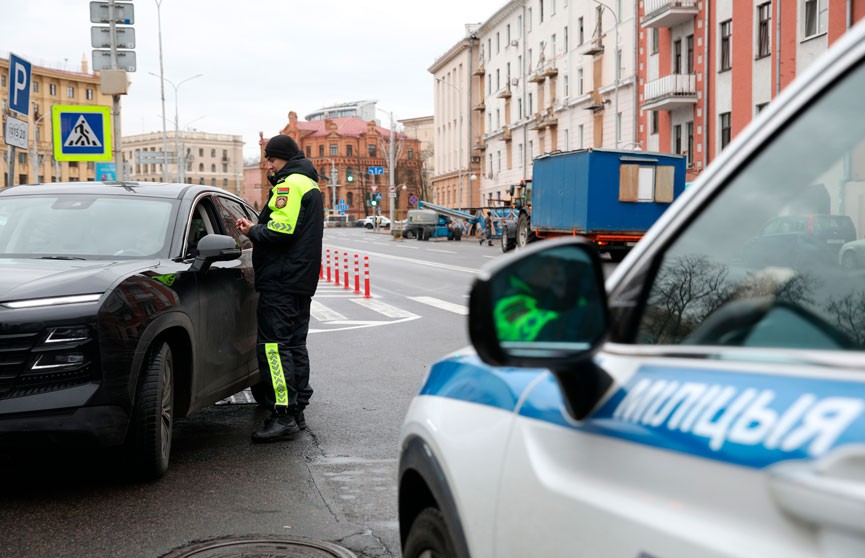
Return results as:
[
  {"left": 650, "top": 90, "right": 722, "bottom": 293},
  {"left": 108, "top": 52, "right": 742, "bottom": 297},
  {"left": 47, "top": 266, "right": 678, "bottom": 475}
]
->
[
  {"left": 468, "top": 238, "right": 612, "bottom": 420},
  {"left": 189, "top": 234, "right": 241, "bottom": 273}
]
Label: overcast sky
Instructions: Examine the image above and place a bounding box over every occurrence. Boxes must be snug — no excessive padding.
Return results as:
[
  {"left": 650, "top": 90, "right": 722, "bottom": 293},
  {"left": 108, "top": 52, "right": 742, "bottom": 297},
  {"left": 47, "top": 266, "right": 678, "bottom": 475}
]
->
[{"left": 2, "top": 0, "right": 505, "bottom": 159}]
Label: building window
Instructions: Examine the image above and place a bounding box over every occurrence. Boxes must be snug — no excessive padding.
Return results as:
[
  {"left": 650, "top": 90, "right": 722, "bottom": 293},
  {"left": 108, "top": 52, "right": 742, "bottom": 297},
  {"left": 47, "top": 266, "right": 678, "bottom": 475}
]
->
[
  {"left": 803, "top": 0, "right": 827, "bottom": 38},
  {"left": 211, "top": 179, "right": 216, "bottom": 186},
  {"left": 330, "top": 144, "right": 338, "bottom": 156},
  {"left": 528, "top": 8, "right": 533, "bottom": 31},
  {"left": 579, "top": 17, "right": 584, "bottom": 44},
  {"left": 674, "top": 39, "right": 682, "bottom": 74},
  {"left": 305, "top": 146, "right": 311, "bottom": 157},
  {"left": 651, "top": 111, "right": 659, "bottom": 135},
  {"left": 368, "top": 144, "right": 377, "bottom": 157},
  {"left": 222, "top": 164, "right": 228, "bottom": 172},
  {"left": 616, "top": 112, "right": 622, "bottom": 142},
  {"left": 757, "top": 3, "right": 771, "bottom": 58},
  {"left": 496, "top": 32, "right": 500, "bottom": 54},
  {"left": 720, "top": 112, "right": 732, "bottom": 150},
  {"left": 86, "top": 88, "right": 94, "bottom": 100},
  {"left": 564, "top": 74, "right": 569, "bottom": 96},
  {"left": 346, "top": 144, "right": 353, "bottom": 157},
  {"left": 720, "top": 20, "right": 732, "bottom": 71},
  {"left": 539, "top": 0, "right": 544, "bottom": 22},
  {"left": 199, "top": 148, "right": 204, "bottom": 156},
  {"left": 49, "top": 83, "right": 56, "bottom": 96},
  {"left": 223, "top": 179, "right": 229, "bottom": 187},
  {"left": 687, "top": 34, "right": 694, "bottom": 73},
  {"left": 578, "top": 125, "right": 584, "bottom": 149},
  {"left": 674, "top": 124, "right": 683, "bottom": 155},
  {"left": 199, "top": 163, "right": 204, "bottom": 172},
  {"left": 211, "top": 149, "right": 216, "bottom": 157},
  {"left": 319, "top": 145, "right": 325, "bottom": 157},
  {"left": 408, "top": 148, "right": 414, "bottom": 160},
  {"left": 564, "top": 27, "right": 568, "bottom": 51},
  {"left": 651, "top": 28, "right": 659, "bottom": 55},
  {"left": 686, "top": 121, "right": 694, "bottom": 167},
  {"left": 211, "top": 164, "right": 216, "bottom": 172},
  {"left": 578, "top": 68, "right": 584, "bottom": 95},
  {"left": 32, "top": 81, "right": 38, "bottom": 93}
]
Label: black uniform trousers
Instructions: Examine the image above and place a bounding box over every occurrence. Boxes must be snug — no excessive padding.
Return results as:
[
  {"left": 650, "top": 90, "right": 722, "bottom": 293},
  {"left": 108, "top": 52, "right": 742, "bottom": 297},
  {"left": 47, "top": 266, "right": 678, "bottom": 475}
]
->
[{"left": 256, "top": 290, "right": 313, "bottom": 415}]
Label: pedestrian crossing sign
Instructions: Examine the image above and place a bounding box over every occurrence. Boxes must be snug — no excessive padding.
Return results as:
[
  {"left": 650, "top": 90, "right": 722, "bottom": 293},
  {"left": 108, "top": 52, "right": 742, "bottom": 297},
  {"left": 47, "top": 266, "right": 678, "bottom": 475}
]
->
[{"left": 52, "top": 105, "right": 113, "bottom": 162}]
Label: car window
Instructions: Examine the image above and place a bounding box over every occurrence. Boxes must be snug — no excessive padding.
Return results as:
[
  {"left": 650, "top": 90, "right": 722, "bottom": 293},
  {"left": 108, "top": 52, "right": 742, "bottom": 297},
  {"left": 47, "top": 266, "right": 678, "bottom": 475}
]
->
[
  {"left": 214, "top": 196, "right": 253, "bottom": 250},
  {"left": 634, "top": 55, "right": 865, "bottom": 351},
  {"left": 0, "top": 195, "right": 174, "bottom": 258},
  {"left": 185, "top": 202, "right": 217, "bottom": 258}
]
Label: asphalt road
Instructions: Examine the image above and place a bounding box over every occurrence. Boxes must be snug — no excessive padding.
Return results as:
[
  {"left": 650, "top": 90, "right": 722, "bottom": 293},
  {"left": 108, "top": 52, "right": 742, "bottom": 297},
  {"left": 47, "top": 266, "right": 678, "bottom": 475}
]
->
[
  {"left": 0, "top": 228, "right": 496, "bottom": 558},
  {"left": 0, "top": 227, "right": 617, "bottom": 558}
]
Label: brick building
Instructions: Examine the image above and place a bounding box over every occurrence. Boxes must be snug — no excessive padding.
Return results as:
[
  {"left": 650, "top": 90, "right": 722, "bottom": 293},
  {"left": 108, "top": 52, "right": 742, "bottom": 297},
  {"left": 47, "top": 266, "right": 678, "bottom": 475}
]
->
[{"left": 259, "top": 111, "right": 422, "bottom": 222}]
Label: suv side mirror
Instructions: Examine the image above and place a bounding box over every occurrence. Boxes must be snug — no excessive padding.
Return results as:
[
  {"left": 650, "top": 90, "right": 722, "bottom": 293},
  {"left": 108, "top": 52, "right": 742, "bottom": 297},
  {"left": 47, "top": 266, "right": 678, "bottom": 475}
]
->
[{"left": 189, "top": 234, "right": 241, "bottom": 273}]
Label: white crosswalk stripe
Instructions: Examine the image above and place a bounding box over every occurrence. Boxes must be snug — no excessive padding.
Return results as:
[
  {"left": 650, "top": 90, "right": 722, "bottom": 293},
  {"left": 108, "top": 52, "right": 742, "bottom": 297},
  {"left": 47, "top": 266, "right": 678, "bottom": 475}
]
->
[
  {"left": 311, "top": 300, "right": 347, "bottom": 321},
  {"left": 350, "top": 297, "right": 419, "bottom": 319},
  {"left": 407, "top": 296, "right": 469, "bottom": 315}
]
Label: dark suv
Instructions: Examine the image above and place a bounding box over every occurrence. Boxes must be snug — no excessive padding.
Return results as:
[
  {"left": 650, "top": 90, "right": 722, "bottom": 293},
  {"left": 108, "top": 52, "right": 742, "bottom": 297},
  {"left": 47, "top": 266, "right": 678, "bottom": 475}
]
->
[{"left": 742, "top": 214, "right": 856, "bottom": 268}]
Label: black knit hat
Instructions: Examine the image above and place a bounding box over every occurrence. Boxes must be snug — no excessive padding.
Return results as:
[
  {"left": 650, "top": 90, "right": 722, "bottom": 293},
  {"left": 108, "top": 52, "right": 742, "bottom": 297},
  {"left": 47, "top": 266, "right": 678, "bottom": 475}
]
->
[{"left": 265, "top": 134, "right": 300, "bottom": 160}]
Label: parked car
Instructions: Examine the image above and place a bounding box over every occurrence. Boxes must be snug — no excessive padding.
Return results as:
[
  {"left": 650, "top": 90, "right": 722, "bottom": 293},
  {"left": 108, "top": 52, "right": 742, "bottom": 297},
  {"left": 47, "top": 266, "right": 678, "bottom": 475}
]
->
[
  {"left": 0, "top": 182, "right": 262, "bottom": 479},
  {"left": 838, "top": 236, "right": 865, "bottom": 269},
  {"left": 360, "top": 215, "right": 391, "bottom": 229},
  {"left": 742, "top": 213, "right": 856, "bottom": 268},
  {"left": 398, "top": 19, "right": 865, "bottom": 558}
]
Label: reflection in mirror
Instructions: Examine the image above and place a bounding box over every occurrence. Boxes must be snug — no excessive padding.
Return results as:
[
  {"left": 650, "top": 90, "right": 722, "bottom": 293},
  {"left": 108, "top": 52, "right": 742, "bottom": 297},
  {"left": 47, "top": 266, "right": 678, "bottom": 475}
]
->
[{"left": 489, "top": 244, "right": 606, "bottom": 356}]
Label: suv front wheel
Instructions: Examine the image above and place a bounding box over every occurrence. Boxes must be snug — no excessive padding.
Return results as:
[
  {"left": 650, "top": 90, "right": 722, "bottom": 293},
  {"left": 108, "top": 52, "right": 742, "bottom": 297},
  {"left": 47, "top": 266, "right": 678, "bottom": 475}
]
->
[{"left": 403, "top": 507, "right": 457, "bottom": 558}]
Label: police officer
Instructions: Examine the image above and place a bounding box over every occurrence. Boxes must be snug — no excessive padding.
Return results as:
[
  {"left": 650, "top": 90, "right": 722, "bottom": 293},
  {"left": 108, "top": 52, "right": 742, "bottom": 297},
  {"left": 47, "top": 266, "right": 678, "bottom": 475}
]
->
[{"left": 237, "top": 134, "right": 323, "bottom": 442}]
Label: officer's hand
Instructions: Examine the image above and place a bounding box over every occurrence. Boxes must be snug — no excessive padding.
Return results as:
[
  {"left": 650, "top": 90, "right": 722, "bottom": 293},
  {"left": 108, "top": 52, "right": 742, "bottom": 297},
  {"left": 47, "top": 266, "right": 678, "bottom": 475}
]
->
[{"left": 236, "top": 218, "right": 253, "bottom": 235}]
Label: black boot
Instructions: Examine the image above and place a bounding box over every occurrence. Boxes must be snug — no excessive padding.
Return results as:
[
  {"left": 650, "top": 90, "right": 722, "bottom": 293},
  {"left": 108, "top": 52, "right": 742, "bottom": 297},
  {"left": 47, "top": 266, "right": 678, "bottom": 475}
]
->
[
  {"left": 251, "top": 413, "right": 301, "bottom": 443},
  {"left": 294, "top": 411, "right": 307, "bottom": 430}
]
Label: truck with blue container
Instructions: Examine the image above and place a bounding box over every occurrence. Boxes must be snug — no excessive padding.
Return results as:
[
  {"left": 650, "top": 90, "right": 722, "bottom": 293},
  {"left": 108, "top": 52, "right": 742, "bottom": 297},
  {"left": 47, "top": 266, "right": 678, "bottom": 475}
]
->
[{"left": 501, "top": 148, "right": 687, "bottom": 261}]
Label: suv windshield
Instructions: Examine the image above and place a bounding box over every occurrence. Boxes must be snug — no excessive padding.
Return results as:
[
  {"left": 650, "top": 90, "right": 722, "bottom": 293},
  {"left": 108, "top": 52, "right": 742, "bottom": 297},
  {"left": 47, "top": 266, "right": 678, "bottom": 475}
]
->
[
  {"left": 636, "top": 54, "right": 865, "bottom": 350},
  {"left": 0, "top": 195, "right": 176, "bottom": 259}
]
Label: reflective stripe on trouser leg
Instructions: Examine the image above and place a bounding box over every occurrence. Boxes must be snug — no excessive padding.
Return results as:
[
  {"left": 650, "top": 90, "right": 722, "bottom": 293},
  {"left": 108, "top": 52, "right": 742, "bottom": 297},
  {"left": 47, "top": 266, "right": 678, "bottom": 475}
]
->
[{"left": 264, "top": 342, "right": 289, "bottom": 407}]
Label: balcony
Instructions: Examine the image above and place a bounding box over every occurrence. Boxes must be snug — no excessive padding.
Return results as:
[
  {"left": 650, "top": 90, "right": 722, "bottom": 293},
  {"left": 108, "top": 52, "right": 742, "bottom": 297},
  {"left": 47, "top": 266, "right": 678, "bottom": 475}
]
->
[
  {"left": 642, "top": 74, "right": 698, "bottom": 111},
  {"left": 642, "top": 0, "right": 699, "bottom": 29},
  {"left": 503, "top": 127, "right": 512, "bottom": 141},
  {"left": 581, "top": 39, "right": 604, "bottom": 56},
  {"left": 497, "top": 87, "right": 512, "bottom": 99},
  {"left": 473, "top": 100, "right": 486, "bottom": 112}
]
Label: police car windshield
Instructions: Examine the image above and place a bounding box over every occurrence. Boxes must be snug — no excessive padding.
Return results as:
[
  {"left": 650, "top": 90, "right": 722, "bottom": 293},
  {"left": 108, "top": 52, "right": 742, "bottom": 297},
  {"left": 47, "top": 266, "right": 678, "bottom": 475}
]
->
[{"left": 0, "top": 195, "right": 175, "bottom": 259}]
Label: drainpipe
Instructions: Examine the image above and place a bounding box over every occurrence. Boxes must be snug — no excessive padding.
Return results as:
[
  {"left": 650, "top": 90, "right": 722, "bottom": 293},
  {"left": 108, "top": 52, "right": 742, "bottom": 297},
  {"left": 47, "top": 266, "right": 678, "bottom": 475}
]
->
[
  {"left": 467, "top": 36, "right": 475, "bottom": 209},
  {"left": 775, "top": 0, "right": 782, "bottom": 96},
  {"left": 633, "top": 0, "right": 639, "bottom": 147},
  {"left": 522, "top": 2, "right": 528, "bottom": 183},
  {"left": 847, "top": 0, "right": 852, "bottom": 30},
  {"left": 703, "top": 2, "right": 711, "bottom": 170}
]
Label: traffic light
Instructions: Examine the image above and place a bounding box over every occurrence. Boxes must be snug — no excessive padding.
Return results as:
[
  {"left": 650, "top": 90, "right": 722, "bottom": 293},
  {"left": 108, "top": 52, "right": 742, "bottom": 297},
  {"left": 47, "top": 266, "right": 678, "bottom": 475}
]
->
[
  {"left": 370, "top": 199, "right": 378, "bottom": 206},
  {"left": 347, "top": 170, "right": 354, "bottom": 183}
]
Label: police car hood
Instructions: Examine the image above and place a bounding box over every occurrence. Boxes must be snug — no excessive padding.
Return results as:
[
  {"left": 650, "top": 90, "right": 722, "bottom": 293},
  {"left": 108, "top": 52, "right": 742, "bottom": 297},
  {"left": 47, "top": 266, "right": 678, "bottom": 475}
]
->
[{"left": 0, "top": 258, "right": 157, "bottom": 303}]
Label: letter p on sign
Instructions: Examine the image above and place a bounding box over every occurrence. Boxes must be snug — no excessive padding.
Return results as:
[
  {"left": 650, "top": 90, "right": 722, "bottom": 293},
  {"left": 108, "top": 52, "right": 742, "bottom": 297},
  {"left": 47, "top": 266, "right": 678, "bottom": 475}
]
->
[{"left": 8, "top": 53, "right": 32, "bottom": 116}]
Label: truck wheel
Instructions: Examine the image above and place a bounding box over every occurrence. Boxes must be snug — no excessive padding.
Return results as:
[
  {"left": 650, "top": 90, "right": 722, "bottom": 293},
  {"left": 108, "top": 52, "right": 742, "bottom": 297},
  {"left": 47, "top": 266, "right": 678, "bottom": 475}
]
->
[
  {"left": 454, "top": 228, "right": 462, "bottom": 241},
  {"left": 501, "top": 229, "right": 516, "bottom": 252},
  {"left": 404, "top": 229, "right": 416, "bottom": 240},
  {"left": 126, "top": 341, "right": 174, "bottom": 480},
  {"left": 516, "top": 214, "right": 535, "bottom": 248}
]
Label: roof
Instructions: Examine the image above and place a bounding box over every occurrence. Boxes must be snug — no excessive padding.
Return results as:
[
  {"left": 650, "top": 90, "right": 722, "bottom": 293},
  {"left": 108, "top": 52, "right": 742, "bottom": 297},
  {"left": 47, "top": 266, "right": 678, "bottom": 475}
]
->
[{"left": 295, "top": 117, "right": 402, "bottom": 139}]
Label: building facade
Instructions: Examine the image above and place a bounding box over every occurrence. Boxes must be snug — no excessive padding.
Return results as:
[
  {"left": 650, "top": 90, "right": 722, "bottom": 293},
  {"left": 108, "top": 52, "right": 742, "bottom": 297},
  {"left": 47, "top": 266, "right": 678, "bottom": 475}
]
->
[
  {"left": 261, "top": 111, "right": 423, "bottom": 222},
  {"left": 1, "top": 54, "right": 112, "bottom": 186},
  {"left": 399, "top": 115, "right": 435, "bottom": 204},
  {"left": 305, "top": 100, "right": 377, "bottom": 122},
  {"left": 242, "top": 163, "right": 264, "bottom": 210},
  {"left": 121, "top": 131, "right": 244, "bottom": 195},
  {"left": 637, "top": 0, "right": 865, "bottom": 181},
  {"left": 434, "top": 0, "right": 865, "bottom": 207}
]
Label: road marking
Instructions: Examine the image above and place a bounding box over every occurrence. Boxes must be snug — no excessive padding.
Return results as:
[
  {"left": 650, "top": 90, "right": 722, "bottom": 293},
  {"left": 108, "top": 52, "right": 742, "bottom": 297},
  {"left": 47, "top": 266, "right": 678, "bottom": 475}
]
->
[
  {"left": 394, "top": 244, "right": 420, "bottom": 249},
  {"left": 408, "top": 296, "right": 469, "bottom": 315},
  {"left": 351, "top": 297, "right": 419, "bottom": 318},
  {"left": 483, "top": 255, "right": 498, "bottom": 259},
  {"left": 428, "top": 249, "right": 456, "bottom": 254},
  {"left": 311, "top": 300, "right": 346, "bottom": 322},
  {"left": 324, "top": 243, "right": 478, "bottom": 274}
]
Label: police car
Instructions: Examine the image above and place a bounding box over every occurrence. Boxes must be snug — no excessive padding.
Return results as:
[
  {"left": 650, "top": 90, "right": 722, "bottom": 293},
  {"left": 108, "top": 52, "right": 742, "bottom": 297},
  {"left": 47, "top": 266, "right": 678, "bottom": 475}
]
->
[{"left": 397, "top": 18, "right": 865, "bottom": 558}]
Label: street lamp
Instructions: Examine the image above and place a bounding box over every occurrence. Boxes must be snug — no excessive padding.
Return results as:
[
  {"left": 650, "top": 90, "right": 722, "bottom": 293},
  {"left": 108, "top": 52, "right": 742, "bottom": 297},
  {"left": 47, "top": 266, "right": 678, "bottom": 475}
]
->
[
  {"left": 149, "top": 72, "right": 203, "bottom": 182},
  {"left": 593, "top": 0, "right": 620, "bottom": 149},
  {"left": 326, "top": 157, "right": 338, "bottom": 217},
  {"left": 434, "top": 76, "right": 468, "bottom": 211},
  {"left": 153, "top": 0, "right": 169, "bottom": 181},
  {"left": 374, "top": 107, "right": 397, "bottom": 227}
]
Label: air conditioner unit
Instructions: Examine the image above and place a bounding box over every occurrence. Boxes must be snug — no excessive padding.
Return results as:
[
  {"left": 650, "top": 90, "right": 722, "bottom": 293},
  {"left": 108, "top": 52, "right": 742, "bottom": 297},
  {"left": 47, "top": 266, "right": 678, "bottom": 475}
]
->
[{"left": 511, "top": 78, "right": 519, "bottom": 86}]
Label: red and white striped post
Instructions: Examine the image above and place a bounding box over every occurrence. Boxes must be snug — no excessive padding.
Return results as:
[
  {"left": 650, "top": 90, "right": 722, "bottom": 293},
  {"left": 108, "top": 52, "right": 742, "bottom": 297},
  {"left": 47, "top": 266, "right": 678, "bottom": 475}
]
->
[
  {"left": 363, "top": 255, "right": 371, "bottom": 298},
  {"left": 343, "top": 251, "right": 350, "bottom": 290},
  {"left": 325, "top": 249, "right": 331, "bottom": 282},
  {"left": 353, "top": 253, "right": 361, "bottom": 294},
  {"left": 333, "top": 250, "right": 340, "bottom": 286}
]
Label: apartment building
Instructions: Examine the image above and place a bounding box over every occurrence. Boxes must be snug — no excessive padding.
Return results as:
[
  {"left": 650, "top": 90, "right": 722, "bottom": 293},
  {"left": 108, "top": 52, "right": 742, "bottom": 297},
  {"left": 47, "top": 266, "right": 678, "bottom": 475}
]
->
[
  {"left": 638, "top": 0, "right": 865, "bottom": 182},
  {"left": 121, "top": 131, "right": 244, "bottom": 195},
  {"left": 1, "top": 54, "right": 112, "bottom": 186},
  {"left": 433, "top": 1, "right": 865, "bottom": 208}
]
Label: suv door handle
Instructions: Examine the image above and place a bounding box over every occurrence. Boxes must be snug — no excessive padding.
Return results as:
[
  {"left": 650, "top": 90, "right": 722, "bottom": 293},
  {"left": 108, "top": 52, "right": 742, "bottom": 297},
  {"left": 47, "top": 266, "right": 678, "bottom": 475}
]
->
[{"left": 768, "top": 446, "right": 865, "bottom": 537}]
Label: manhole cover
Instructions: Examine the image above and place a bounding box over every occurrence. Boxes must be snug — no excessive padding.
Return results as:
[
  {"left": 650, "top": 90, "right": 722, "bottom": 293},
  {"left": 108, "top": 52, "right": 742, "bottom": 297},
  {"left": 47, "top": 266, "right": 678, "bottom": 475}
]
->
[{"left": 160, "top": 535, "right": 356, "bottom": 558}]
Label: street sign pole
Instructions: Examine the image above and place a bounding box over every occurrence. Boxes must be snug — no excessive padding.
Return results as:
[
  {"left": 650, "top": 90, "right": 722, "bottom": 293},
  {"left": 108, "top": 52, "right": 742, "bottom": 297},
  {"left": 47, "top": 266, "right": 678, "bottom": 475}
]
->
[{"left": 5, "top": 53, "right": 32, "bottom": 188}]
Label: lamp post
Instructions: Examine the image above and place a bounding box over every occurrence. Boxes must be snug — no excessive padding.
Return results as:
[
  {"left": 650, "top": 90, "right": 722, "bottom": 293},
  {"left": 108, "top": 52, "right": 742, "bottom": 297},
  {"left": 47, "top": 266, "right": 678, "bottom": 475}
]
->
[
  {"left": 326, "top": 157, "right": 337, "bottom": 217},
  {"left": 374, "top": 108, "right": 397, "bottom": 227},
  {"left": 593, "top": 0, "right": 620, "bottom": 148},
  {"left": 149, "top": 72, "right": 203, "bottom": 182},
  {"left": 435, "top": 77, "right": 467, "bottom": 210},
  {"left": 153, "top": 0, "right": 169, "bottom": 181}
]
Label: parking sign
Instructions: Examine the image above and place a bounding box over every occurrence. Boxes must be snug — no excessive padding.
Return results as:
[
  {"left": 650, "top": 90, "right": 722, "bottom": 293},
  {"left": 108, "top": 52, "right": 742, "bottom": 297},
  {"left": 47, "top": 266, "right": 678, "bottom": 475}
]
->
[{"left": 7, "top": 53, "right": 32, "bottom": 116}]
